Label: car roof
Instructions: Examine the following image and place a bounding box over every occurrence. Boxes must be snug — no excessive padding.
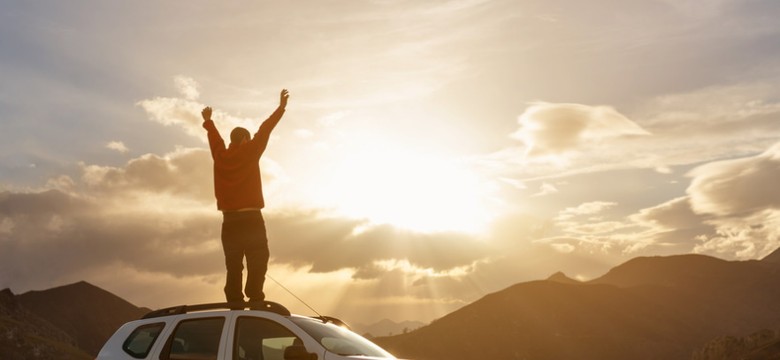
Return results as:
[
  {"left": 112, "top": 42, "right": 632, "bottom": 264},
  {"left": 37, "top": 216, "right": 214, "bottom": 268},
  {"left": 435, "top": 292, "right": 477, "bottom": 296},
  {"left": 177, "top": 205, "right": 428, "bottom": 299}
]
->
[
  {"left": 141, "top": 301, "right": 352, "bottom": 329},
  {"left": 142, "top": 301, "right": 291, "bottom": 319}
]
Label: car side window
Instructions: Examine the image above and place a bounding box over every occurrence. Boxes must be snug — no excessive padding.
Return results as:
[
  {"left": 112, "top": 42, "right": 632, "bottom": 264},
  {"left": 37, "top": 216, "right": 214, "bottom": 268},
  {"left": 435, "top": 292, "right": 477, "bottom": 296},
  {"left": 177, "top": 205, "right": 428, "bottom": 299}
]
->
[
  {"left": 123, "top": 322, "right": 165, "bottom": 358},
  {"left": 234, "top": 317, "right": 302, "bottom": 360},
  {"left": 161, "top": 317, "right": 225, "bottom": 360}
]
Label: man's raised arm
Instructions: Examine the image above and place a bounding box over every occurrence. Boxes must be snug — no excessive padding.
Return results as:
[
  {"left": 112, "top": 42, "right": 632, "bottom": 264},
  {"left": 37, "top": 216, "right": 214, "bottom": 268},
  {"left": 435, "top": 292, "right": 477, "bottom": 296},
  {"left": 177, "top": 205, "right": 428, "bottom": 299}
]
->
[
  {"left": 202, "top": 106, "right": 226, "bottom": 158},
  {"left": 253, "top": 89, "right": 290, "bottom": 150}
]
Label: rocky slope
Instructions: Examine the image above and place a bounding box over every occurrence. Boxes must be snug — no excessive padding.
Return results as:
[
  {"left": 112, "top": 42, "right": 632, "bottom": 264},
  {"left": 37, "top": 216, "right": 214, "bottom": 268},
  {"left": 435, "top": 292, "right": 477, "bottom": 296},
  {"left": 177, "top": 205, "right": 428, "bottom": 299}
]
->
[{"left": 0, "top": 288, "right": 91, "bottom": 360}]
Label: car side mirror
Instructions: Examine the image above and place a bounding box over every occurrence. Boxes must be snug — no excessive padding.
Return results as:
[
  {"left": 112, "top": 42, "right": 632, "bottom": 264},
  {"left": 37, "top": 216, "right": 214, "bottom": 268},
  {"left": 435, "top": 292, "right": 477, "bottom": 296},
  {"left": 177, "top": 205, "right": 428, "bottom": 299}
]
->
[{"left": 284, "top": 345, "right": 317, "bottom": 360}]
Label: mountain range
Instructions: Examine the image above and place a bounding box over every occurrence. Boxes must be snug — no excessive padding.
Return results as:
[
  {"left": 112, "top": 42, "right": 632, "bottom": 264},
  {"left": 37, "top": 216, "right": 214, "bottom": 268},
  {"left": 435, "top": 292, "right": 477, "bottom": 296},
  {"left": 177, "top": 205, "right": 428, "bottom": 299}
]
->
[
  {"left": 354, "top": 318, "right": 426, "bottom": 338},
  {"left": 3, "top": 248, "right": 780, "bottom": 359},
  {"left": 0, "top": 281, "right": 148, "bottom": 359},
  {"left": 375, "top": 248, "right": 780, "bottom": 360}
]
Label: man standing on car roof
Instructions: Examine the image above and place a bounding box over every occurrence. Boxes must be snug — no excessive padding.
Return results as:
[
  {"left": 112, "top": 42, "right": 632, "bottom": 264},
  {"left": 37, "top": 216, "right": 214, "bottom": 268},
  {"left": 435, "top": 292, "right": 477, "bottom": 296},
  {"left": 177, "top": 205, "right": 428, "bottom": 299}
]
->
[{"left": 201, "top": 89, "right": 289, "bottom": 303}]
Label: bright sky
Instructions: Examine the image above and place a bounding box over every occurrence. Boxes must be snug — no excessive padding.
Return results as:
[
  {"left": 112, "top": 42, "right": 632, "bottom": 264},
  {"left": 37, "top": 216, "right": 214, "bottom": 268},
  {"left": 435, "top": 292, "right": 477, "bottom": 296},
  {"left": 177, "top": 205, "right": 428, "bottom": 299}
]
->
[{"left": 2, "top": 0, "right": 780, "bottom": 324}]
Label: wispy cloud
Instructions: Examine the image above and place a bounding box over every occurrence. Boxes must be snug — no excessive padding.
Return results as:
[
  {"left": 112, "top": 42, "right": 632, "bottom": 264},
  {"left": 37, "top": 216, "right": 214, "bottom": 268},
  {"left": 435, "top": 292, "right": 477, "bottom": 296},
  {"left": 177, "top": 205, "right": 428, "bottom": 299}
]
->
[
  {"left": 687, "top": 142, "right": 780, "bottom": 217},
  {"left": 3, "top": 0, "right": 780, "bottom": 324},
  {"left": 556, "top": 201, "right": 617, "bottom": 221},
  {"left": 106, "top": 141, "right": 129, "bottom": 153},
  {"left": 174, "top": 75, "right": 201, "bottom": 101},
  {"left": 137, "top": 76, "right": 269, "bottom": 141},
  {"left": 484, "top": 81, "right": 780, "bottom": 183}
]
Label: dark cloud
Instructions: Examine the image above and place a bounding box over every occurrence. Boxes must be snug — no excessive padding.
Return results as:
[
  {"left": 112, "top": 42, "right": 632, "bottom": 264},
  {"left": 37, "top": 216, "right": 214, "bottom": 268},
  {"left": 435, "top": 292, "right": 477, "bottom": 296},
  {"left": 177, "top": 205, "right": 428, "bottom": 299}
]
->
[
  {"left": 81, "top": 149, "right": 214, "bottom": 203},
  {"left": 0, "top": 189, "right": 224, "bottom": 291},
  {"left": 267, "top": 212, "right": 491, "bottom": 275},
  {"left": 0, "top": 189, "right": 81, "bottom": 215}
]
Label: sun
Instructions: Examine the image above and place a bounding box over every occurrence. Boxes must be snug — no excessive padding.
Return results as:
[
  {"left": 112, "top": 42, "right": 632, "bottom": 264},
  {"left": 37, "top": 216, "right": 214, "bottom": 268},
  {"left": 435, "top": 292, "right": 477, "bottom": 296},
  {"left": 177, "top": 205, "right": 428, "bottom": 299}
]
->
[{"left": 316, "top": 145, "right": 496, "bottom": 234}]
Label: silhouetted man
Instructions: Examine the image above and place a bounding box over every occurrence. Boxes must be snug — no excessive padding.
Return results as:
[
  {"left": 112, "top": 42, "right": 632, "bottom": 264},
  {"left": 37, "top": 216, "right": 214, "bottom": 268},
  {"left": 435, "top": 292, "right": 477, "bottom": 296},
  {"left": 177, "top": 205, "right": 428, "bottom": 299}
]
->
[{"left": 201, "top": 89, "right": 289, "bottom": 303}]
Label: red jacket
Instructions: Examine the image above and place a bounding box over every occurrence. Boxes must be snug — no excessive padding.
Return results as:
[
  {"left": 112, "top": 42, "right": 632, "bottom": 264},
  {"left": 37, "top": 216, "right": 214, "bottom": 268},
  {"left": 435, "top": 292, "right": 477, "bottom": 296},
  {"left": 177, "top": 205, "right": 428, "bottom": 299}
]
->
[{"left": 203, "top": 107, "right": 285, "bottom": 211}]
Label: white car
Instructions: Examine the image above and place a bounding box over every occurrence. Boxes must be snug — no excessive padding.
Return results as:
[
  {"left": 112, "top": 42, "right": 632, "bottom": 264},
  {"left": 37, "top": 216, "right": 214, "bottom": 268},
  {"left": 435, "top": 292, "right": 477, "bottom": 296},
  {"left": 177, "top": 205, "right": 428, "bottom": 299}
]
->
[{"left": 96, "top": 301, "right": 398, "bottom": 360}]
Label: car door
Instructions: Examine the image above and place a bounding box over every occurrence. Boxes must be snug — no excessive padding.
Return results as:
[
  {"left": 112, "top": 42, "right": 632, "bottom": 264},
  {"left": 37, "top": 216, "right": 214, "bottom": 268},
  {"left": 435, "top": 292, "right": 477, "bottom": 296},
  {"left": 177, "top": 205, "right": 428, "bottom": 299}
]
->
[
  {"left": 157, "top": 314, "right": 229, "bottom": 360},
  {"left": 231, "top": 314, "right": 315, "bottom": 360}
]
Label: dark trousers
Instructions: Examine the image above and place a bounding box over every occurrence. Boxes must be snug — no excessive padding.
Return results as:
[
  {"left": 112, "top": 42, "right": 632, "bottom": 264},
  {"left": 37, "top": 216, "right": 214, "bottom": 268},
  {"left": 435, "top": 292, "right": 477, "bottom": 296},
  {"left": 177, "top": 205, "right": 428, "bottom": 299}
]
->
[{"left": 221, "top": 210, "right": 269, "bottom": 302}]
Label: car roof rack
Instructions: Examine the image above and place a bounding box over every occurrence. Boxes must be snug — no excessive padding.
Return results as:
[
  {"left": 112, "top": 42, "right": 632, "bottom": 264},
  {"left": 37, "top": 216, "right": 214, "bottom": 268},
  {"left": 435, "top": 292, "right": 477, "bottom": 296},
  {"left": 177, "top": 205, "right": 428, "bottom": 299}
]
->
[{"left": 142, "top": 301, "right": 291, "bottom": 319}]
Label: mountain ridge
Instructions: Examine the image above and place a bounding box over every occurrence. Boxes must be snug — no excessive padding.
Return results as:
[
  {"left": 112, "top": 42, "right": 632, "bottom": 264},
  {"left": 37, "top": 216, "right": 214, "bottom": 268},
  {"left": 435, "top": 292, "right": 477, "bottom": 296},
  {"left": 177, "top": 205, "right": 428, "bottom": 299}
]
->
[
  {"left": 354, "top": 318, "right": 426, "bottom": 338},
  {"left": 16, "top": 281, "right": 149, "bottom": 356},
  {"left": 546, "top": 271, "right": 580, "bottom": 284},
  {"left": 0, "top": 287, "right": 92, "bottom": 360},
  {"left": 376, "top": 249, "right": 780, "bottom": 360},
  {"left": 5, "top": 248, "right": 780, "bottom": 359}
]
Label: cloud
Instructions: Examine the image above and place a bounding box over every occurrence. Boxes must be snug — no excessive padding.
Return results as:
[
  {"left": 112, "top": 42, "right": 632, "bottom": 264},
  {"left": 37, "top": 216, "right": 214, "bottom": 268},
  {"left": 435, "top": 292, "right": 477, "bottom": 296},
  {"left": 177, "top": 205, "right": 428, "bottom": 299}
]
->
[
  {"left": 174, "top": 75, "right": 200, "bottom": 101},
  {"left": 532, "top": 182, "right": 559, "bottom": 197},
  {"left": 0, "top": 148, "right": 496, "bottom": 302},
  {"left": 137, "top": 77, "right": 260, "bottom": 140},
  {"left": 79, "top": 148, "right": 214, "bottom": 204},
  {"left": 692, "top": 209, "right": 780, "bottom": 259},
  {"left": 0, "top": 144, "right": 625, "bottom": 321},
  {"left": 534, "top": 142, "right": 780, "bottom": 259},
  {"left": 485, "top": 83, "right": 780, "bottom": 182},
  {"left": 317, "top": 111, "right": 350, "bottom": 127},
  {"left": 0, "top": 154, "right": 637, "bottom": 323},
  {"left": 0, "top": 189, "right": 223, "bottom": 279},
  {"left": 106, "top": 141, "right": 129, "bottom": 153},
  {"left": 639, "top": 84, "right": 780, "bottom": 144},
  {"left": 563, "top": 221, "right": 630, "bottom": 235},
  {"left": 680, "top": 142, "right": 780, "bottom": 259},
  {"left": 631, "top": 196, "right": 707, "bottom": 231},
  {"left": 511, "top": 103, "right": 650, "bottom": 159},
  {"left": 0, "top": 217, "right": 13, "bottom": 234},
  {"left": 572, "top": 141, "right": 780, "bottom": 259},
  {"left": 542, "top": 201, "right": 659, "bottom": 255},
  {"left": 4, "top": 0, "right": 779, "bottom": 324},
  {"left": 541, "top": 196, "right": 720, "bottom": 256},
  {"left": 267, "top": 212, "right": 491, "bottom": 275},
  {"left": 293, "top": 129, "right": 315, "bottom": 139},
  {"left": 136, "top": 96, "right": 207, "bottom": 139},
  {"left": 138, "top": 97, "right": 209, "bottom": 142},
  {"left": 687, "top": 142, "right": 780, "bottom": 216},
  {"left": 551, "top": 243, "right": 575, "bottom": 253},
  {"left": 624, "top": 196, "right": 716, "bottom": 251},
  {"left": 555, "top": 201, "right": 617, "bottom": 221}
]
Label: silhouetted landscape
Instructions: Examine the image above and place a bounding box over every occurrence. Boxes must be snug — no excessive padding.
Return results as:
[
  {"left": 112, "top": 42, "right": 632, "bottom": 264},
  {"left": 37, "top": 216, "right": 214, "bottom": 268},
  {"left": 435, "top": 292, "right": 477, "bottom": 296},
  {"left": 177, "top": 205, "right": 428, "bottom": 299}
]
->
[
  {"left": 3, "top": 249, "right": 780, "bottom": 359},
  {"left": 377, "top": 251, "right": 780, "bottom": 360},
  {"left": 0, "top": 281, "right": 148, "bottom": 359},
  {"left": 355, "top": 318, "right": 426, "bottom": 338},
  {"left": 3, "top": 1, "right": 780, "bottom": 358},
  {"left": 376, "top": 248, "right": 780, "bottom": 360}
]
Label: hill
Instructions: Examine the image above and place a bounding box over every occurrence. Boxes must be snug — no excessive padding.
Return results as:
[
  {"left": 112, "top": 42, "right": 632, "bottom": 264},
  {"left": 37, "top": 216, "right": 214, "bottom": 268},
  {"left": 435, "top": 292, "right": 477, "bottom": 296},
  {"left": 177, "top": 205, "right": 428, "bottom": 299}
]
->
[
  {"left": 546, "top": 271, "right": 580, "bottom": 285},
  {"left": 15, "top": 281, "right": 149, "bottom": 356},
  {"left": 0, "top": 288, "right": 91, "bottom": 360},
  {"left": 354, "top": 318, "right": 426, "bottom": 338},
  {"left": 6, "top": 248, "right": 780, "bottom": 359},
  {"left": 761, "top": 246, "right": 780, "bottom": 266},
  {"left": 376, "top": 250, "right": 780, "bottom": 360},
  {"left": 692, "top": 329, "right": 780, "bottom": 360}
]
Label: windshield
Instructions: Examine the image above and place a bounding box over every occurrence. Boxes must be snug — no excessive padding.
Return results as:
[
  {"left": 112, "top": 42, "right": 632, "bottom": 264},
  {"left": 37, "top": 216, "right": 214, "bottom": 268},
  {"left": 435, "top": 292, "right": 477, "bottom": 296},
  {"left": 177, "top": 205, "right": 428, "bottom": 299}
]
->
[{"left": 290, "top": 317, "right": 396, "bottom": 359}]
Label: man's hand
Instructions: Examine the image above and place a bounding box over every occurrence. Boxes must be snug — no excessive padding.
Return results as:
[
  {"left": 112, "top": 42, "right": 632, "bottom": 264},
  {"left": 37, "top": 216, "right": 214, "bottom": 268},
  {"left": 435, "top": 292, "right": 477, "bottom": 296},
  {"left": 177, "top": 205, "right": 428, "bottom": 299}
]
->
[
  {"left": 201, "top": 107, "right": 212, "bottom": 122},
  {"left": 280, "top": 89, "right": 289, "bottom": 109}
]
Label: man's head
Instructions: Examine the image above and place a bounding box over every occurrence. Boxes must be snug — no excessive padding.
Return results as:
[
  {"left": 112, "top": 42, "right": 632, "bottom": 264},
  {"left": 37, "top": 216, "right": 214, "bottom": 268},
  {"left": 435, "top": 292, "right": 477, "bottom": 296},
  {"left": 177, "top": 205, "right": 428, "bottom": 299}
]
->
[{"left": 230, "top": 127, "right": 251, "bottom": 146}]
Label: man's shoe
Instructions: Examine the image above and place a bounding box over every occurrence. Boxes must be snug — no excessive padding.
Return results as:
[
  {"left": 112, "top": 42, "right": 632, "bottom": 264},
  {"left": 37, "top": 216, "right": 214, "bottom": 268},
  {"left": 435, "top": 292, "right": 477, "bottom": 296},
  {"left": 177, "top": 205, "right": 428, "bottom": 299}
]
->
[
  {"left": 227, "top": 300, "right": 245, "bottom": 310},
  {"left": 247, "top": 299, "right": 266, "bottom": 310}
]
